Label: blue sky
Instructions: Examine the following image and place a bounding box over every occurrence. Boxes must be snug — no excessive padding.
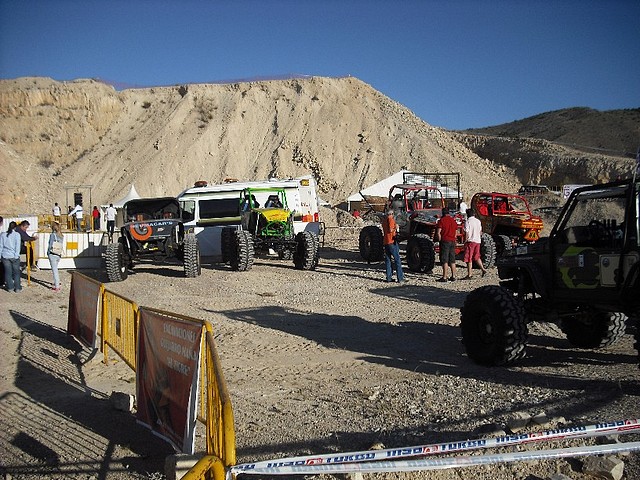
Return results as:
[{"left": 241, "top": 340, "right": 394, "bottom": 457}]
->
[{"left": 1, "top": 0, "right": 638, "bottom": 130}]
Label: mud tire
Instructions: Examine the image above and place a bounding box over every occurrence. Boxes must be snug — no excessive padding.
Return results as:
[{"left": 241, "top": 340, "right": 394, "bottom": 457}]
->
[
  {"left": 183, "top": 233, "right": 201, "bottom": 278},
  {"left": 480, "top": 233, "right": 496, "bottom": 269},
  {"left": 294, "top": 231, "right": 319, "bottom": 270},
  {"left": 359, "top": 226, "right": 384, "bottom": 262},
  {"left": 221, "top": 227, "right": 234, "bottom": 263},
  {"left": 229, "top": 230, "right": 254, "bottom": 271},
  {"left": 494, "top": 234, "right": 512, "bottom": 256},
  {"left": 406, "top": 234, "right": 435, "bottom": 273},
  {"left": 460, "top": 285, "right": 528, "bottom": 366},
  {"left": 106, "top": 241, "right": 129, "bottom": 282},
  {"left": 560, "top": 311, "right": 627, "bottom": 349}
]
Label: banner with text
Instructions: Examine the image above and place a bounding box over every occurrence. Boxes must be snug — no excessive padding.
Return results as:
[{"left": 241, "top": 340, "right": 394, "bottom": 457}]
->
[
  {"left": 66, "top": 272, "right": 100, "bottom": 349},
  {"left": 136, "top": 309, "right": 202, "bottom": 453}
]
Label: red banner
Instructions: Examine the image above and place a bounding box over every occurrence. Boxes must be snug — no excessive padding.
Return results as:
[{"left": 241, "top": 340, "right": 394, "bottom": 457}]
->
[
  {"left": 136, "top": 309, "right": 203, "bottom": 453},
  {"left": 66, "top": 272, "right": 100, "bottom": 349}
]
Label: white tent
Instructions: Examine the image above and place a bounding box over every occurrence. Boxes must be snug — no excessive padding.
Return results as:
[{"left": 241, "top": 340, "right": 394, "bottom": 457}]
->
[
  {"left": 347, "top": 170, "right": 409, "bottom": 211},
  {"left": 112, "top": 184, "right": 141, "bottom": 208}
]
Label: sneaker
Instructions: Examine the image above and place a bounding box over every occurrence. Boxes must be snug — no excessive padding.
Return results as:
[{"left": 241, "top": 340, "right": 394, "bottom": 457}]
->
[
  {"left": 449, "top": 277, "right": 456, "bottom": 282},
  {"left": 481, "top": 270, "right": 487, "bottom": 278},
  {"left": 398, "top": 278, "right": 408, "bottom": 283},
  {"left": 437, "top": 277, "right": 448, "bottom": 283},
  {"left": 14, "top": 289, "right": 22, "bottom": 293}
]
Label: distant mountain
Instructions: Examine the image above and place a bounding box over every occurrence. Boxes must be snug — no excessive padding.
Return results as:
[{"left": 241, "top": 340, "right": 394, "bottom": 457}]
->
[{"left": 462, "top": 107, "right": 640, "bottom": 157}]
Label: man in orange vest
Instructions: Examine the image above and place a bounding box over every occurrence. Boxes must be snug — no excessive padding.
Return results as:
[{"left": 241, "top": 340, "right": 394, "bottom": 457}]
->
[{"left": 382, "top": 209, "right": 406, "bottom": 283}]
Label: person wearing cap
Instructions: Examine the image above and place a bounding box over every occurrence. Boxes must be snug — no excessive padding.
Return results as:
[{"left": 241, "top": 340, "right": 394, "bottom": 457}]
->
[
  {"left": 435, "top": 207, "right": 458, "bottom": 282},
  {"left": 381, "top": 208, "right": 405, "bottom": 283}
]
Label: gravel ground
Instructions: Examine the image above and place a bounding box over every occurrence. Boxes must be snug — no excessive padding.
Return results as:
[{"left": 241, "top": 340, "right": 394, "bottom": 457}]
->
[{"left": 0, "top": 226, "right": 638, "bottom": 480}]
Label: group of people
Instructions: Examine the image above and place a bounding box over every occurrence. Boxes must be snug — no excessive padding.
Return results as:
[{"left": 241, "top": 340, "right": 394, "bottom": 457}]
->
[
  {"left": 0, "top": 217, "right": 54, "bottom": 292},
  {"left": 381, "top": 203, "right": 487, "bottom": 284},
  {"left": 55, "top": 202, "right": 118, "bottom": 239}
]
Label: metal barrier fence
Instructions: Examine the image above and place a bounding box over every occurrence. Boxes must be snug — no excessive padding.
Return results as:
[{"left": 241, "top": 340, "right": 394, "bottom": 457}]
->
[{"left": 68, "top": 272, "right": 235, "bottom": 479}]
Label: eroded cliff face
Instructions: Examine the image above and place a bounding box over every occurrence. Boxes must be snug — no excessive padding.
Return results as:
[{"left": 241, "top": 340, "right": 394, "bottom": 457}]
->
[{"left": 1, "top": 76, "right": 519, "bottom": 214}]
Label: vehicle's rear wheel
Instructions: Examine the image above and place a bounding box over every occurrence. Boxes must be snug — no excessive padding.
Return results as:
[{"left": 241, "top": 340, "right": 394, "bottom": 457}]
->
[
  {"left": 493, "top": 234, "right": 512, "bottom": 256},
  {"left": 221, "top": 227, "right": 234, "bottom": 263},
  {"left": 406, "top": 234, "right": 435, "bottom": 273},
  {"left": 480, "top": 233, "right": 496, "bottom": 268},
  {"left": 460, "top": 285, "right": 528, "bottom": 366},
  {"left": 359, "top": 226, "right": 384, "bottom": 262},
  {"left": 293, "top": 231, "right": 319, "bottom": 270},
  {"left": 106, "top": 241, "right": 129, "bottom": 282},
  {"left": 183, "top": 233, "right": 201, "bottom": 278},
  {"left": 560, "top": 311, "right": 627, "bottom": 349},
  {"left": 229, "top": 230, "right": 254, "bottom": 271}
]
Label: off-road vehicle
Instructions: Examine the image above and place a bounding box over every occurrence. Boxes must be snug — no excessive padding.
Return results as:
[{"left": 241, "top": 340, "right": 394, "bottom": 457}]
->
[
  {"left": 105, "top": 197, "right": 201, "bottom": 282},
  {"left": 461, "top": 178, "right": 640, "bottom": 366},
  {"left": 221, "top": 187, "right": 319, "bottom": 271},
  {"left": 470, "top": 191, "right": 544, "bottom": 256},
  {"left": 359, "top": 172, "right": 496, "bottom": 273}
]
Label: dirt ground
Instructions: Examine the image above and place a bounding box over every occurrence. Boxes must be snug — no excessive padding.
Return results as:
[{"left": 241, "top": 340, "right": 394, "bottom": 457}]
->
[{"left": 1, "top": 226, "right": 639, "bottom": 480}]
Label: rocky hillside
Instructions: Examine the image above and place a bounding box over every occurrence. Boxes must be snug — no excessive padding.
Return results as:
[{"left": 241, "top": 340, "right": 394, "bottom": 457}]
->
[
  {"left": 453, "top": 107, "right": 639, "bottom": 187},
  {"left": 0, "top": 77, "right": 636, "bottom": 215}
]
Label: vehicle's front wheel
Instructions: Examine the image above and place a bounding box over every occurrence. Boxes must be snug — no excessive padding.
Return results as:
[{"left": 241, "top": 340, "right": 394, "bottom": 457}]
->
[
  {"left": 183, "top": 233, "right": 201, "bottom": 278},
  {"left": 105, "top": 241, "right": 129, "bottom": 282},
  {"left": 560, "top": 311, "right": 627, "bottom": 349},
  {"left": 460, "top": 285, "right": 528, "bottom": 366},
  {"left": 359, "top": 226, "right": 384, "bottom": 262},
  {"left": 406, "top": 234, "right": 435, "bottom": 273},
  {"left": 229, "top": 230, "right": 254, "bottom": 271}
]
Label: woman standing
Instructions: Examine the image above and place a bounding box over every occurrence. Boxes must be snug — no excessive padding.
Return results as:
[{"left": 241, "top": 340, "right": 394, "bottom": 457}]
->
[
  {"left": 48, "top": 221, "right": 64, "bottom": 292},
  {"left": 1, "top": 221, "right": 22, "bottom": 292}
]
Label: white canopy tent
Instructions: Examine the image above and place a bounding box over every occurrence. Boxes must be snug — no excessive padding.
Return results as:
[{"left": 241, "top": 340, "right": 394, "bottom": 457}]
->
[{"left": 102, "top": 184, "right": 141, "bottom": 227}]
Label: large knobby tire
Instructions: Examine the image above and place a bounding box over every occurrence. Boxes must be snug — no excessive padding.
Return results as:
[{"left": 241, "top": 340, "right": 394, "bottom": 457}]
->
[
  {"left": 221, "top": 227, "right": 234, "bottom": 263},
  {"left": 460, "top": 285, "right": 528, "bottom": 366},
  {"left": 493, "top": 234, "right": 512, "bottom": 257},
  {"left": 229, "top": 230, "right": 254, "bottom": 271},
  {"left": 480, "top": 233, "right": 496, "bottom": 269},
  {"left": 359, "top": 225, "right": 384, "bottom": 262},
  {"left": 560, "top": 311, "right": 627, "bottom": 349},
  {"left": 183, "top": 233, "right": 201, "bottom": 278},
  {"left": 634, "top": 316, "right": 640, "bottom": 368},
  {"left": 406, "top": 234, "right": 435, "bottom": 273},
  {"left": 294, "top": 231, "right": 319, "bottom": 270},
  {"left": 106, "top": 241, "right": 128, "bottom": 282}
]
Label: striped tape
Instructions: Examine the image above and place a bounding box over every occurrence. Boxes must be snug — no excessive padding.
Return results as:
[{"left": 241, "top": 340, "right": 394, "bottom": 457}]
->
[{"left": 231, "top": 418, "right": 640, "bottom": 474}]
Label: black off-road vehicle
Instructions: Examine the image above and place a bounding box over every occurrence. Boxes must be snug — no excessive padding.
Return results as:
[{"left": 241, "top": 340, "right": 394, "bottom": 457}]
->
[
  {"left": 221, "top": 187, "right": 319, "bottom": 272},
  {"left": 461, "top": 178, "right": 640, "bottom": 366},
  {"left": 105, "top": 197, "right": 201, "bottom": 282}
]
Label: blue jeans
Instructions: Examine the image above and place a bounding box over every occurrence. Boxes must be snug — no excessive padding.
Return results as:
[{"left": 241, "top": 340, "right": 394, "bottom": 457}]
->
[
  {"left": 48, "top": 253, "right": 61, "bottom": 288},
  {"left": 3, "top": 257, "right": 21, "bottom": 291},
  {"left": 384, "top": 243, "right": 404, "bottom": 282}
]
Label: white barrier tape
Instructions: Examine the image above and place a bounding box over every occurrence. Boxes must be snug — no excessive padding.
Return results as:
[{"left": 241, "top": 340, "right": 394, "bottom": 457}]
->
[
  {"left": 235, "top": 441, "right": 640, "bottom": 475},
  {"left": 232, "top": 418, "right": 640, "bottom": 473}
]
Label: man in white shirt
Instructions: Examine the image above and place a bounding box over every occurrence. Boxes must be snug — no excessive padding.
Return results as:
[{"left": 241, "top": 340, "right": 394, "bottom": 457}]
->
[
  {"left": 106, "top": 203, "right": 117, "bottom": 241},
  {"left": 69, "top": 204, "right": 84, "bottom": 232},
  {"left": 462, "top": 208, "right": 487, "bottom": 279},
  {"left": 459, "top": 197, "right": 468, "bottom": 217}
]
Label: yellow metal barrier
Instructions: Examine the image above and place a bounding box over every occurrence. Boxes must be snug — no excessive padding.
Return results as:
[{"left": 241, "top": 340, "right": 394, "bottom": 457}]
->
[
  {"left": 69, "top": 273, "right": 235, "bottom": 480},
  {"left": 101, "top": 290, "right": 139, "bottom": 369}
]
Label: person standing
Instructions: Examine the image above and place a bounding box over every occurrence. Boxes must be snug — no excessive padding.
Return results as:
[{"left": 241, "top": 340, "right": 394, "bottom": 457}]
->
[
  {"left": 47, "top": 221, "right": 64, "bottom": 291},
  {"left": 106, "top": 203, "right": 117, "bottom": 242},
  {"left": 1, "top": 221, "right": 22, "bottom": 292},
  {"left": 382, "top": 209, "right": 405, "bottom": 283},
  {"left": 92, "top": 206, "right": 101, "bottom": 230},
  {"left": 458, "top": 196, "right": 468, "bottom": 218},
  {"left": 435, "top": 207, "right": 458, "bottom": 282},
  {"left": 462, "top": 209, "right": 487, "bottom": 279},
  {"left": 17, "top": 220, "right": 38, "bottom": 270},
  {"left": 69, "top": 203, "right": 84, "bottom": 232},
  {"left": 52, "top": 202, "right": 62, "bottom": 224}
]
